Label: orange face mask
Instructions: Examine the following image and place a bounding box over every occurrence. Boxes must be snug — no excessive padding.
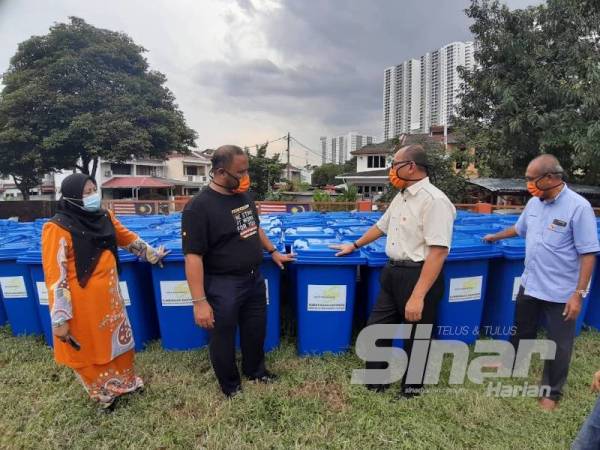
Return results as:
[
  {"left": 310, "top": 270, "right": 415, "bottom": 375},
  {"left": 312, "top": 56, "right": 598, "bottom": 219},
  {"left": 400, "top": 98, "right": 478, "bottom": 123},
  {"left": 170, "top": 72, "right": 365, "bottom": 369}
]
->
[
  {"left": 527, "top": 181, "right": 544, "bottom": 198},
  {"left": 232, "top": 174, "right": 251, "bottom": 193},
  {"left": 389, "top": 166, "right": 408, "bottom": 190}
]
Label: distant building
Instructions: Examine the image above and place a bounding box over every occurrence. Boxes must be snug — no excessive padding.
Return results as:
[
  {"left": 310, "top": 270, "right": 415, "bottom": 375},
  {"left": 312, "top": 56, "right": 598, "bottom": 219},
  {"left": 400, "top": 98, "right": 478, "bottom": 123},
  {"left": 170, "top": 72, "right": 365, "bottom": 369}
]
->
[
  {"left": 383, "top": 41, "right": 476, "bottom": 140},
  {"left": 280, "top": 163, "right": 302, "bottom": 184},
  {"left": 0, "top": 150, "right": 211, "bottom": 202},
  {"left": 320, "top": 133, "right": 374, "bottom": 164}
]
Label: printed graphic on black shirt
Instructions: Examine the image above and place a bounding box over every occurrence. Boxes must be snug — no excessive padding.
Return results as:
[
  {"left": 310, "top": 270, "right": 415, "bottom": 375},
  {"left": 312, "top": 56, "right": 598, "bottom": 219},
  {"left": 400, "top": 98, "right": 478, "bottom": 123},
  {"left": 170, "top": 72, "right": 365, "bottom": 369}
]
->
[{"left": 232, "top": 204, "right": 258, "bottom": 239}]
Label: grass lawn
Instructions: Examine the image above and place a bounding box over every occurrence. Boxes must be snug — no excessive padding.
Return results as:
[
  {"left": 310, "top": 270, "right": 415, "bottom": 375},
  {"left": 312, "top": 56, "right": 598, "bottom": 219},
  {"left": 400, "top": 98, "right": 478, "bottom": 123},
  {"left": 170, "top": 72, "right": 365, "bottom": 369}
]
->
[{"left": 1, "top": 325, "right": 599, "bottom": 449}]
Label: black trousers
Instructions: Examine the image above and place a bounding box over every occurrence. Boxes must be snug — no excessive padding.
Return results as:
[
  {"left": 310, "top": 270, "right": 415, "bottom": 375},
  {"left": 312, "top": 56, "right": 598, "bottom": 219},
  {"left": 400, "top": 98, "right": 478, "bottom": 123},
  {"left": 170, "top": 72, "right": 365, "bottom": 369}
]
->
[
  {"left": 365, "top": 263, "right": 445, "bottom": 392},
  {"left": 204, "top": 270, "right": 267, "bottom": 394},
  {"left": 509, "top": 287, "right": 576, "bottom": 402}
]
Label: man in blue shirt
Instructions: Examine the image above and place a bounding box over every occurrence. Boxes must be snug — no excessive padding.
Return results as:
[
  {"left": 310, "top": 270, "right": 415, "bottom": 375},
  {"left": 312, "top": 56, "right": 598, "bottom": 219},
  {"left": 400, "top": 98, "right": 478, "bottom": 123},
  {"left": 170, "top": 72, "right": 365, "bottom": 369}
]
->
[{"left": 484, "top": 154, "right": 599, "bottom": 411}]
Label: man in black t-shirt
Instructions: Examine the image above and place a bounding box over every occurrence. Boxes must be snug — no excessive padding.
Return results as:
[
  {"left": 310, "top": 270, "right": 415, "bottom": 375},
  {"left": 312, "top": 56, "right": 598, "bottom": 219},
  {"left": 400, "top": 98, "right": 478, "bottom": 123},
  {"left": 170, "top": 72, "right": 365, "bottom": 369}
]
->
[{"left": 182, "top": 145, "right": 295, "bottom": 398}]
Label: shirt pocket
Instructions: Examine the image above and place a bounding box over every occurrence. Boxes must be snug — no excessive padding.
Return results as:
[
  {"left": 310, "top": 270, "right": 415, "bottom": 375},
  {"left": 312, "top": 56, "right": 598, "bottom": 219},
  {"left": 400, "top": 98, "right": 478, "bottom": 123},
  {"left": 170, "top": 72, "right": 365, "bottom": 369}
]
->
[{"left": 542, "top": 223, "right": 570, "bottom": 248}]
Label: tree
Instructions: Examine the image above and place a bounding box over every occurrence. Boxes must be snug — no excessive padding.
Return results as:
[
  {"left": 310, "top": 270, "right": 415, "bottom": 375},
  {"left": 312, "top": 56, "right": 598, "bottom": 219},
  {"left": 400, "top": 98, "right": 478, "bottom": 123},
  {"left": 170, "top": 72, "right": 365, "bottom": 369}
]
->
[
  {"left": 0, "top": 16, "right": 197, "bottom": 188},
  {"left": 0, "top": 126, "right": 49, "bottom": 200},
  {"left": 455, "top": 0, "right": 600, "bottom": 183},
  {"left": 246, "top": 143, "right": 285, "bottom": 200},
  {"left": 312, "top": 164, "right": 342, "bottom": 186}
]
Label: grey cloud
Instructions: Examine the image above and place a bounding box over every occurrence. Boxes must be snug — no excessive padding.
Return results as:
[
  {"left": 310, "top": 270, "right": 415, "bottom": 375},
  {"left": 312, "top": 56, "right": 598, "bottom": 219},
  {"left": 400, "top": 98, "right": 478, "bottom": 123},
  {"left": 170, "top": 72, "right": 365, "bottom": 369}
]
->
[
  {"left": 197, "top": 0, "right": 543, "bottom": 135},
  {"left": 196, "top": 57, "right": 380, "bottom": 127}
]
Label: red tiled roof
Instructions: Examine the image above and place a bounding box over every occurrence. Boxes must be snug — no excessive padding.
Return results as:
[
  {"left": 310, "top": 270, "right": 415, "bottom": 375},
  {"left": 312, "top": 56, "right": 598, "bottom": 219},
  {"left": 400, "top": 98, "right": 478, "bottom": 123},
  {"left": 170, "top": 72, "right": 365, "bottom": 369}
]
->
[{"left": 102, "top": 177, "right": 175, "bottom": 189}]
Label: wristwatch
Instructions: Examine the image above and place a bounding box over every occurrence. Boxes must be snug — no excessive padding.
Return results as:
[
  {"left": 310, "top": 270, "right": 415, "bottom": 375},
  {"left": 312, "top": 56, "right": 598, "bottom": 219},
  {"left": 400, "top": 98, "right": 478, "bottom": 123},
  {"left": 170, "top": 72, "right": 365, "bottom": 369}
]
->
[{"left": 575, "top": 289, "right": 588, "bottom": 299}]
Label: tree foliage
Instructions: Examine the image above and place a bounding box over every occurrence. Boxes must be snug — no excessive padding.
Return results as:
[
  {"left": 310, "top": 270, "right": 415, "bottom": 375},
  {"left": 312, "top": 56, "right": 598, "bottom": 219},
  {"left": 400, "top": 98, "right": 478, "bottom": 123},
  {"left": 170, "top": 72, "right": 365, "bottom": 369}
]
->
[
  {"left": 455, "top": 0, "right": 600, "bottom": 183},
  {"left": 0, "top": 16, "right": 197, "bottom": 198},
  {"left": 311, "top": 157, "right": 356, "bottom": 187},
  {"left": 246, "top": 143, "right": 285, "bottom": 201}
]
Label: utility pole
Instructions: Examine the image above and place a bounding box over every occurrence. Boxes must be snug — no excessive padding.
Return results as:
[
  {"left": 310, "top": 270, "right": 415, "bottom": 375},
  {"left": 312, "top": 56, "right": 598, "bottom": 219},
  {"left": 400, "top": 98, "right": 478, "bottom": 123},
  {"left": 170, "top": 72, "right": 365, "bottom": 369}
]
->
[{"left": 286, "top": 132, "right": 291, "bottom": 181}]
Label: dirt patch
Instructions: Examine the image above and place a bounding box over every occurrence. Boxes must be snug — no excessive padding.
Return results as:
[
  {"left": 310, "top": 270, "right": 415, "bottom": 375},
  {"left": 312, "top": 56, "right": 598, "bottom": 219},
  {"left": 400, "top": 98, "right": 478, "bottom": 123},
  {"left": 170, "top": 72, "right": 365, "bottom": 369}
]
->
[{"left": 289, "top": 381, "right": 348, "bottom": 412}]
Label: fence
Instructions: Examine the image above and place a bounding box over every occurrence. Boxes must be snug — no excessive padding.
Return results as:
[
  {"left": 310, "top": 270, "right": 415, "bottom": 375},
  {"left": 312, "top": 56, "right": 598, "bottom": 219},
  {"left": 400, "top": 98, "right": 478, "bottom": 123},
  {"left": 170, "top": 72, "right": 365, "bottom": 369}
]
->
[
  {"left": 2, "top": 199, "right": 598, "bottom": 220},
  {"left": 103, "top": 199, "right": 600, "bottom": 216},
  {"left": 0, "top": 200, "right": 57, "bottom": 221}
]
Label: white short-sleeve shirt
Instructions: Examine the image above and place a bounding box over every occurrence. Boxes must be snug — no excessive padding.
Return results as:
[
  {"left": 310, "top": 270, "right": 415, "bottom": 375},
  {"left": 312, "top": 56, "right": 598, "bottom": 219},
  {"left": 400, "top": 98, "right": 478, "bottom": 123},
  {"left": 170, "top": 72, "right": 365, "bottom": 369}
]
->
[{"left": 376, "top": 177, "right": 456, "bottom": 262}]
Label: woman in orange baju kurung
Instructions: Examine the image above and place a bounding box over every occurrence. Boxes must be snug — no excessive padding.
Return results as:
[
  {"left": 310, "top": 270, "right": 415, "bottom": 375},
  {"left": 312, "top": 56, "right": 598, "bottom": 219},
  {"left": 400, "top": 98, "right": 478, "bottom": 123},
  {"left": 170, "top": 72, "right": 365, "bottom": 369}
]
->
[{"left": 41, "top": 173, "right": 168, "bottom": 411}]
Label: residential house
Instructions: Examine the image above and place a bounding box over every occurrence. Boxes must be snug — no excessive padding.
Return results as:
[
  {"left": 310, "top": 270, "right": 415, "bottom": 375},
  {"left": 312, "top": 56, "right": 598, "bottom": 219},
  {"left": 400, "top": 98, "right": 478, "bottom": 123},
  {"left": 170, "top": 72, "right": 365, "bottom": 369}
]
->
[
  {"left": 335, "top": 140, "right": 393, "bottom": 199},
  {"left": 165, "top": 150, "right": 212, "bottom": 196},
  {"left": 281, "top": 163, "right": 302, "bottom": 184},
  {"left": 335, "top": 127, "right": 477, "bottom": 199}
]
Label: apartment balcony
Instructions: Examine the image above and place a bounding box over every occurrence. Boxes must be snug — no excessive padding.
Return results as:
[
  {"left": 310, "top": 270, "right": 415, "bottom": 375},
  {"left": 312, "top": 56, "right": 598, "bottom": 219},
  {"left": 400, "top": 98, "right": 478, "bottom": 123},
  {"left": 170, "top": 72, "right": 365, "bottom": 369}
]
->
[{"left": 186, "top": 175, "right": 208, "bottom": 183}]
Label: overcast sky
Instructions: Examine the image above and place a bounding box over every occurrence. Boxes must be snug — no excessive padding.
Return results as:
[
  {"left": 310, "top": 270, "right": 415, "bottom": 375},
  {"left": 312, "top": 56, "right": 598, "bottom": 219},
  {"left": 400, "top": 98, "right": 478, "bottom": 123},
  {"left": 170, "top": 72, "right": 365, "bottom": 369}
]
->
[{"left": 0, "top": 0, "right": 541, "bottom": 166}]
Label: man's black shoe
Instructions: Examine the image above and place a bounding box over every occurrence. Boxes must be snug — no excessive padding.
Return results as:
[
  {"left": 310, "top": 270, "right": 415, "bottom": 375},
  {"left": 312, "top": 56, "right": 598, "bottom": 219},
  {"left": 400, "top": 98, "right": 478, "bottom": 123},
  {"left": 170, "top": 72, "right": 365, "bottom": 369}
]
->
[
  {"left": 365, "top": 384, "right": 389, "bottom": 393},
  {"left": 246, "top": 371, "right": 278, "bottom": 384},
  {"left": 223, "top": 386, "right": 243, "bottom": 399},
  {"left": 397, "top": 386, "right": 424, "bottom": 400}
]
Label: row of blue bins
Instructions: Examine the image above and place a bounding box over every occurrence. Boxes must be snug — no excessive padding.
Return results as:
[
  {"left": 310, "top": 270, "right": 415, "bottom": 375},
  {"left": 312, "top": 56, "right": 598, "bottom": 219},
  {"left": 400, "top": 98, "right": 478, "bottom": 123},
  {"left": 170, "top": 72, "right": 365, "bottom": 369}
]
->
[{"left": 1, "top": 210, "right": 599, "bottom": 358}]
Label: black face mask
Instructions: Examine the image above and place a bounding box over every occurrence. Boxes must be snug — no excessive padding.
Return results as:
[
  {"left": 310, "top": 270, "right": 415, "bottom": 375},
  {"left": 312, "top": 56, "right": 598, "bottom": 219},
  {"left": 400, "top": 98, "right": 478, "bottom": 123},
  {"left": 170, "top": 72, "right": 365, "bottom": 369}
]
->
[{"left": 209, "top": 169, "right": 241, "bottom": 192}]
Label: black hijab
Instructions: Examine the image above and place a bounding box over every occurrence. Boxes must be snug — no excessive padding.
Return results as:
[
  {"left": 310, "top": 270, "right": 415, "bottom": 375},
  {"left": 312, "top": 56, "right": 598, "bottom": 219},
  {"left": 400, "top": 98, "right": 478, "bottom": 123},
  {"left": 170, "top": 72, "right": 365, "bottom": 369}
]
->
[{"left": 50, "top": 173, "right": 120, "bottom": 288}]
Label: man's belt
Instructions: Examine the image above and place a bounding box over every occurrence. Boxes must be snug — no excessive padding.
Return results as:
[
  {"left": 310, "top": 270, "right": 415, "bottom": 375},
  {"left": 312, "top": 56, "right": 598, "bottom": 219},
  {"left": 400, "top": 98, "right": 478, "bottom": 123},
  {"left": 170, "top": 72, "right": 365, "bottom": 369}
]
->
[{"left": 388, "top": 259, "right": 424, "bottom": 268}]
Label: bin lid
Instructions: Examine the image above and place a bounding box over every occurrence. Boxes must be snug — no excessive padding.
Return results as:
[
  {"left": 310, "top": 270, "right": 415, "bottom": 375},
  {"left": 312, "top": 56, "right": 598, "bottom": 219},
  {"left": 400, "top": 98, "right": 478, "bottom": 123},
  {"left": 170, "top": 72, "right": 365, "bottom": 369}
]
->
[
  {"left": 499, "top": 238, "right": 526, "bottom": 259},
  {"left": 16, "top": 247, "right": 42, "bottom": 264},
  {"left": 292, "top": 238, "right": 365, "bottom": 265},
  {"left": 337, "top": 226, "right": 372, "bottom": 241},
  {"left": 447, "top": 238, "right": 501, "bottom": 261},
  {"left": 265, "top": 228, "right": 282, "bottom": 244},
  {"left": 161, "top": 238, "right": 184, "bottom": 261},
  {"left": 457, "top": 215, "right": 503, "bottom": 225},
  {"left": 326, "top": 219, "right": 366, "bottom": 228},
  {"left": 0, "top": 241, "right": 33, "bottom": 261},
  {"left": 283, "top": 227, "right": 335, "bottom": 243},
  {"left": 361, "top": 239, "right": 389, "bottom": 266},
  {"left": 453, "top": 224, "right": 503, "bottom": 233}
]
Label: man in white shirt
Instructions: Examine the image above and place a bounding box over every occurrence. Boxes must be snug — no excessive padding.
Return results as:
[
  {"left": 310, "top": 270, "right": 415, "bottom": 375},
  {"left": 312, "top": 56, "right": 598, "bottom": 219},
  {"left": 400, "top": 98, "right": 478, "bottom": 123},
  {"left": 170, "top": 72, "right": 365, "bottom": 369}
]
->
[{"left": 333, "top": 144, "right": 456, "bottom": 399}]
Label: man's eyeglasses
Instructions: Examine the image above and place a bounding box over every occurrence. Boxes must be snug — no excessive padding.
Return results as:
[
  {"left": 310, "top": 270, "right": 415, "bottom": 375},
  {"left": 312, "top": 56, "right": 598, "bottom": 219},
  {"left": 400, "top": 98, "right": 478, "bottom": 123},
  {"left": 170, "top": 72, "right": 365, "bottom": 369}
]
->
[
  {"left": 524, "top": 172, "right": 562, "bottom": 183},
  {"left": 390, "top": 160, "right": 413, "bottom": 169}
]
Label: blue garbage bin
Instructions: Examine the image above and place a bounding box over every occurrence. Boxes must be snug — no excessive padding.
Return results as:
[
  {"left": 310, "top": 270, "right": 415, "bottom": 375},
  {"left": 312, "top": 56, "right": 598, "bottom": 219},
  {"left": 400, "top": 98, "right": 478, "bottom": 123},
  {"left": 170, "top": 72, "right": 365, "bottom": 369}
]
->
[
  {"left": 0, "top": 241, "right": 43, "bottom": 336},
  {"left": 583, "top": 226, "right": 600, "bottom": 332},
  {"left": 260, "top": 242, "right": 285, "bottom": 352},
  {"left": 118, "top": 249, "right": 161, "bottom": 351},
  {"left": 17, "top": 247, "right": 53, "bottom": 346},
  {"left": 337, "top": 226, "right": 373, "bottom": 243},
  {"left": 292, "top": 238, "right": 365, "bottom": 355},
  {"left": 435, "top": 238, "right": 500, "bottom": 344},
  {"left": 361, "top": 239, "right": 389, "bottom": 316},
  {"left": 484, "top": 237, "right": 592, "bottom": 339},
  {"left": 0, "top": 298, "right": 6, "bottom": 326},
  {"left": 150, "top": 238, "right": 209, "bottom": 350},
  {"left": 283, "top": 226, "right": 336, "bottom": 250},
  {"left": 326, "top": 219, "right": 368, "bottom": 230},
  {"left": 481, "top": 239, "right": 526, "bottom": 341}
]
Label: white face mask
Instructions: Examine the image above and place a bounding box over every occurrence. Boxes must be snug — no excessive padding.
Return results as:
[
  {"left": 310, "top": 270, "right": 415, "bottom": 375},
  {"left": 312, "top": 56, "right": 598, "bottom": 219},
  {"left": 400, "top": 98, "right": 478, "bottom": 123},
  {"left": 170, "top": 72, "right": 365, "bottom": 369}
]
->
[{"left": 82, "top": 192, "right": 101, "bottom": 211}]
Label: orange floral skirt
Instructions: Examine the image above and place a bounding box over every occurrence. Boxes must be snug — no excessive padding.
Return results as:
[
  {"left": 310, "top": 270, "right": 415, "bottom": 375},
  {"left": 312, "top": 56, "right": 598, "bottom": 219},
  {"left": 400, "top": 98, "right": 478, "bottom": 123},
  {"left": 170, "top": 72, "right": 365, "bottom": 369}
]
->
[{"left": 74, "top": 350, "right": 143, "bottom": 405}]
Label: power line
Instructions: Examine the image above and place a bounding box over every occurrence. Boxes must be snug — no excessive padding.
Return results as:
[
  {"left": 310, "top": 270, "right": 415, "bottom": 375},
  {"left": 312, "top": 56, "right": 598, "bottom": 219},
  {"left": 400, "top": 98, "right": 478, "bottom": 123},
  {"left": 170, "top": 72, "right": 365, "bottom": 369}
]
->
[
  {"left": 290, "top": 136, "right": 322, "bottom": 159},
  {"left": 241, "top": 135, "right": 288, "bottom": 153}
]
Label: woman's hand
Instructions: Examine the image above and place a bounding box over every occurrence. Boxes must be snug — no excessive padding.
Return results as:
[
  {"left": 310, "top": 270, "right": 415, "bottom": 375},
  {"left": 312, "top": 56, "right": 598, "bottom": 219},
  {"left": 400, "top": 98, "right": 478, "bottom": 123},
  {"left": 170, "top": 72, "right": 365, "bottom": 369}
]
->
[
  {"left": 148, "top": 245, "right": 171, "bottom": 268},
  {"left": 53, "top": 322, "right": 70, "bottom": 339}
]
